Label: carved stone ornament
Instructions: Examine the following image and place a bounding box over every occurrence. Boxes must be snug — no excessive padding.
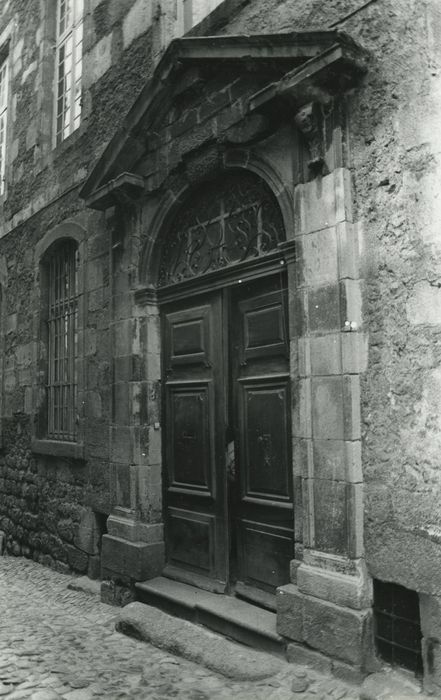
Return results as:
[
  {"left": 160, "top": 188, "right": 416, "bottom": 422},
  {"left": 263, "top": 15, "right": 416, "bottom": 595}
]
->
[
  {"left": 294, "top": 102, "right": 325, "bottom": 174},
  {"left": 157, "top": 171, "right": 285, "bottom": 287}
]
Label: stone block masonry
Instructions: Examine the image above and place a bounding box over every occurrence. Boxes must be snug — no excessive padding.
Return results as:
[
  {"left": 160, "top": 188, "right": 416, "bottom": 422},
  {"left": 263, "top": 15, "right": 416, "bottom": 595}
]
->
[
  {"left": 1, "top": 0, "right": 441, "bottom": 693},
  {"left": 0, "top": 0, "right": 161, "bottom": 577}
]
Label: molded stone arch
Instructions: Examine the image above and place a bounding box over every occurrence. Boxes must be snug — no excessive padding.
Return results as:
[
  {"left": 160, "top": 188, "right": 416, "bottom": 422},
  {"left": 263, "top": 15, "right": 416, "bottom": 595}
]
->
[{"left": 139, "top": 153, "right": 294, "bottom": 288}]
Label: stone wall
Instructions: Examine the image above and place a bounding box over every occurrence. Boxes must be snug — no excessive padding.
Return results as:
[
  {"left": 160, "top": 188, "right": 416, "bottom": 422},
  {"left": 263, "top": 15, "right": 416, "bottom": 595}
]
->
[
  {"left": 206, "top": 0, "right": 441, "bottom": 688},
  {"left": 210, "top": 0, "right": 441, "bottom": 585},
  {"left": 0, "top": 0, "right": 159, "bottom": 575},
  {"left": 1, "top": 0, "right": 441, "bottom": 687}
]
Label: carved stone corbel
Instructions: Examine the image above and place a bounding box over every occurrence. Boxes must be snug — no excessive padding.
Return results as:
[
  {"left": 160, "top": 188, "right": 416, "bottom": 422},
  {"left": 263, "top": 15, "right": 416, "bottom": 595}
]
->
[{"left": 294, "top": 102, "right": 326, "bottom": 176}]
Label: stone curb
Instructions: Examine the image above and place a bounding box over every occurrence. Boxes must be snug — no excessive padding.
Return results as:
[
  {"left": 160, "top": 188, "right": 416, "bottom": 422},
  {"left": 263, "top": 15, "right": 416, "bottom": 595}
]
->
[{"left": 116, "top": 601, "right": 284, "bottom": 681}]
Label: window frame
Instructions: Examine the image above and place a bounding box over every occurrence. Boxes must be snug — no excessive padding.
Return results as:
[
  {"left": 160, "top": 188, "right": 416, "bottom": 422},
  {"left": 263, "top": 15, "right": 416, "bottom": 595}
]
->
[
  {"left": 32, "top": 223, "right": 86, "bottom": 460},
  {"left": 46, "top": 239, "right": 79, "bottom": 442},
  {"left": 54, "top": 0, "right": 84, "bottom": 147},
  {"left": 178, "top": 0, "right": 224, "bottom": 33},
  {"left": 0, "top": 48, "right": 9, "bottom": 197}
]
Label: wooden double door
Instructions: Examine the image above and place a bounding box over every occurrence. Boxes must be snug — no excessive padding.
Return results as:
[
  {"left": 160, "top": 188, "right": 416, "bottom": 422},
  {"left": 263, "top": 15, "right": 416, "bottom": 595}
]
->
[{"left": 161, "top": 274, "right": 293, "bottom": 600}]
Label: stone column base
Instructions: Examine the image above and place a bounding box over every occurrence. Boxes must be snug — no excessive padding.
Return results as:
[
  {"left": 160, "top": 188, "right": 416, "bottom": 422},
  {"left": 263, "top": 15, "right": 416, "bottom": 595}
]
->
[
  {"left": 277, "top": 563, "right": 376, "bottom": 671},
  {"left": 101, "top": 534, "right": 165, "bottom": 582},
  {"left": 100, "top": 510, "right": 165, "bottom": 606}
]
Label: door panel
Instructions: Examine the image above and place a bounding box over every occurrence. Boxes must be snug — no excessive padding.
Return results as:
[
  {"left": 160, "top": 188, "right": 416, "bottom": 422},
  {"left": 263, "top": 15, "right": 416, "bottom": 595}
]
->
[
  {"left": 162, "top": 294, "right": 227, "bottom": 587},
  {"left": 237, "top": 520, "right": 294, "bottom": 590},
  {"left": 238, "top": 379, "right": 291, "bottom": 500},
  {"left": 232, "top": 276, "right": 294, "bottom": 595},
  {"left": 167, "top": 383, "right": 213, "bottom": 492},
  {"left": 162, "top": 275, "right": 293, "bottom": 596},
  {"left": 167, "top": 508, "right": 216, "bottom": 574}
]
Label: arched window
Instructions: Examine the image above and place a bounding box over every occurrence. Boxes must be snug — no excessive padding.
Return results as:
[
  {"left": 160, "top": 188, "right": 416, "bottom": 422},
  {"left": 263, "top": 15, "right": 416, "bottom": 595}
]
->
[
  {"left": 45, "top": 239, "right": 79, "bottom": 441},
  {"left": 157, "top": 170, "right": 285, "bottom": 287}
]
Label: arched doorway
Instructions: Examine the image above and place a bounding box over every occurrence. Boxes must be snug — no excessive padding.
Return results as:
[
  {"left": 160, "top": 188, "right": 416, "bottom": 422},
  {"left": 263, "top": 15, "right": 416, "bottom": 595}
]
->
[{"left": 157, "top": 170, "right": 293, "bottom": 602}]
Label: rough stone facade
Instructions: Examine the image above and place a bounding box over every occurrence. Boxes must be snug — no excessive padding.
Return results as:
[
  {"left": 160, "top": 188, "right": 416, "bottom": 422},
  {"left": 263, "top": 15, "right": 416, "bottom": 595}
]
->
[
  {"left": 1, "top": 0, "right": 441, "bottom": 694},
  {"left": 0, "top": 0, "right": 157, "bottom": 579}
]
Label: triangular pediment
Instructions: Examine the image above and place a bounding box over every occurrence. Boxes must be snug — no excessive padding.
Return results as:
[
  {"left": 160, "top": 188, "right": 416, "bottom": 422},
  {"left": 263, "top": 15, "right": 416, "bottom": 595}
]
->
[{"left": 80, "top": 31, "right": 368, "bottom": 210}]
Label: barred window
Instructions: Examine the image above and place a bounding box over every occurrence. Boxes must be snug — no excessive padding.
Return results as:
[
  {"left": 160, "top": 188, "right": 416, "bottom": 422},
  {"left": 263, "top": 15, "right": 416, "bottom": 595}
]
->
[
  {"left": 179, "top": 0, "right": 224, "bottom": 32},
  {"left": 55, "top": 0, "right": 83, "bottom": 145},
  {"left": 0, "top": 56, "right": 8, "bottom": 195},
  {"left": 47, "top": 241, "right": 78, "bottom": 441}
]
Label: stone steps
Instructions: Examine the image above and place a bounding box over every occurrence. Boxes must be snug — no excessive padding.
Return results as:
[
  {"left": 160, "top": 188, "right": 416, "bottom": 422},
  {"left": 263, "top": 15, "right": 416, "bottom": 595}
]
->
[{"left": 135, "top": 576, "right": 286, "bottom": 658}]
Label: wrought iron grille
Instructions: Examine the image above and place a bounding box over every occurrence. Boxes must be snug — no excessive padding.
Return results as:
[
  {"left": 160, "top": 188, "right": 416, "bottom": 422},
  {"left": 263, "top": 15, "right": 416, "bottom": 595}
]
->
[
  {"left": 47, "top": 240, "right": 78, "bottom": 441},
  {"left": 373, "top": 579, "right": 423, "bottom": 675},
  {"left": 158, "top": 171, "right": 285, "bottom": 287}
]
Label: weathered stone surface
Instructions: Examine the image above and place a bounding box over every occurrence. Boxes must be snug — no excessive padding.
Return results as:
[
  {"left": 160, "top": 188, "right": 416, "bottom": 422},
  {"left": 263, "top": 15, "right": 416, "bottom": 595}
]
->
[
  {"left": 360, "top": 669, "right": 429, "bottom": 700},
  {"left": 313, "top": 480, "right": 348, "bottom": 555},
  {"left": 276, "top": 584, "right": 303, "bottom": 641},
  {"left": 298, "top": 227, "right": 339, "bottom": 287},
  {"left": 117, "top": 601, "right": 283, "bottom": 681},
  {"left": 101, "top": 534, "right": 164, "bottom": 581},
  {"left": 291, "top": 671, "right": 309, "bottom": 693},
  {"left": 296, "top": 564, "right": 371, "bottom": 611},
  {"left": 310, "top": 334, "right": 342, "bottom": 376},
  {"left": 302, "top": 595, "right": 372, "bottom": 667},
  {"left": 419, "top": 592, "right": 441, "bottom": 695},
  {"left": 295, "top": 169, "right": 353, "bottom": 235},
  {"left": 67, "top": 575, "right": 101, "bottom": 598},
  {"left": 279, "top": 583, "right": 373, "bottom": 668},
  {"left": 0, "top": 556, "right": 353, "bottom": 700},
  {"left": 308, "top": 285, "right": 341, "bottom": 333},
  {"left": 311, "top": 377, "right": 344, "bottom": 439},
  {"left": 286, "top": 642, "right": 332, "bottom": 675}
]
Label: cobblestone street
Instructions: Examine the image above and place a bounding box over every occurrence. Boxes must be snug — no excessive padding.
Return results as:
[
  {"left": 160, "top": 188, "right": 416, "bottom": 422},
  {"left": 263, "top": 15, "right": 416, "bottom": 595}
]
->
[{"left": 0, "top": 557, "right": 363, "bottom": 700}]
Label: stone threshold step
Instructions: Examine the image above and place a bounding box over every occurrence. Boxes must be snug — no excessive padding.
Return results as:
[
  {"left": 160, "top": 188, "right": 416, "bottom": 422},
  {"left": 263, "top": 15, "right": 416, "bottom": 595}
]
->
[
  {"left": 135, "top": 576, "right": 285, "bottom": 657},
  {"left": 117, "top": 601, "right": 285, "bottom": 681}
]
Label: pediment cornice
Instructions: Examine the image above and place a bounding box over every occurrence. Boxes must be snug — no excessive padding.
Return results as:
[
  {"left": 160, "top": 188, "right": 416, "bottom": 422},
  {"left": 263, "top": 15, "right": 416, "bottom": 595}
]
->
[{"left": 80, "top": 31, "right": 368, "bottom": 210}]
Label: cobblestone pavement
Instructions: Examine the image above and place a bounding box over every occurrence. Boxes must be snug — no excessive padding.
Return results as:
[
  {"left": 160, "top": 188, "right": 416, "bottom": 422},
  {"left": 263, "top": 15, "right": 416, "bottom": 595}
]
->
[{"left": 0, "top": 556, "right": 360, "bottom": 699}]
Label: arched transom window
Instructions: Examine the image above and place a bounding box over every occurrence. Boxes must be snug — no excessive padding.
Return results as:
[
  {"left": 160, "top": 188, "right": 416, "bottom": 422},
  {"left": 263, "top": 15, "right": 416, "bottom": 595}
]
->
[{"left": 158, "top": 171, "right": 285, "bottom": 287}]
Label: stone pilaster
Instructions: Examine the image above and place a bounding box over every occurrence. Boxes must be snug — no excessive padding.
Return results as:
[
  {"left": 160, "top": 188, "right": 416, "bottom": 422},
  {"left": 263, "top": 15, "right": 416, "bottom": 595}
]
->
[
  {"left": 278, "top": 166, "right": 373, "bottom": 670},
  {"left": 100, "top": 209, "right": 164, "bottom": 602}
]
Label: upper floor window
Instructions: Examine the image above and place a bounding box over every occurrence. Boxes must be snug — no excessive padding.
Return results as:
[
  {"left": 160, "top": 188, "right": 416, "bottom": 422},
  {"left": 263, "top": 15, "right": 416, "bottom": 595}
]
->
[
  {"left": 179, "top": 0, "right": 224, "bottom": 33},
  {"left": 46, "top": 240, "right": 79, "bottom": 441},
  {"left": 55, "top": 0, "right": 83, "bottom": 145},
  {"left": 0, "top": 56, "right": 8, "bottom": 195}
]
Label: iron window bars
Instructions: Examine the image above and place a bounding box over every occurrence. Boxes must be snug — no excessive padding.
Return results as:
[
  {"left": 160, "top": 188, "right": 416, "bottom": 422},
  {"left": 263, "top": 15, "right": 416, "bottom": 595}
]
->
[
  {"left": 373, "top": 579, "right": 423, "bottom": 675},
  {"left": 47, "top": 240, "right": 78, "bottom": 441}
]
